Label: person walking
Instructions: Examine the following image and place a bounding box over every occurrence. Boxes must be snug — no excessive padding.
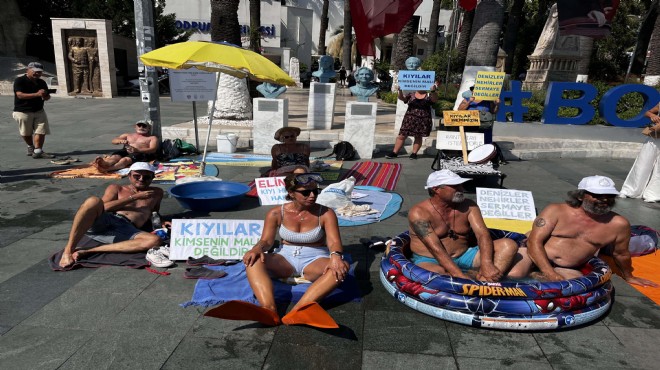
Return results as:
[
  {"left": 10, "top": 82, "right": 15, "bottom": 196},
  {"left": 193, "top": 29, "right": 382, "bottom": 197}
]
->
[{"left": 12, "top": 62, "right": 54, "bottom": 158}]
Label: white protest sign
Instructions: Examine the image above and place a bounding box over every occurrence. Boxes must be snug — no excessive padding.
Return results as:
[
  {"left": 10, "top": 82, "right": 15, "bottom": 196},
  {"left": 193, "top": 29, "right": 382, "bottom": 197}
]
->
[
  {"left": 436, "top": 131, "right": 484, "bottom": 151},
  {"left": 397, "top": 70, "right": 435, "bottom": 91},
  {"left": 169, "top": 219, "right": 264, "bottom": 260},
  {"left": 168, "top": 68, "right": 217, "bottom": 102},
  {"left": 255, "top": 176, "right": 289, "bottom": 205},
  {"left": 476, "top": 188, "right": 536, "bottom": 221}
]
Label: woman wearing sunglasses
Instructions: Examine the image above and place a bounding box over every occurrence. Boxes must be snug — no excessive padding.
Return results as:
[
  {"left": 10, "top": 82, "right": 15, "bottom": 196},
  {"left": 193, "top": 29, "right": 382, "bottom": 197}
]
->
[
  {"left": 209, "top": 173, "right": 348, "bottom": 328},
  {"left": 270, "top": 127, "right": 310, "bottom": 175}
]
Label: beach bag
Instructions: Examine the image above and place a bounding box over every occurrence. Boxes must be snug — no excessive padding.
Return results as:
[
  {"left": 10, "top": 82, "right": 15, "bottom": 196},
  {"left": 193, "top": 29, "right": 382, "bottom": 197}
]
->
[
  {"left": 316, "top": 176, "right": 355, "bottom": 209},
  {"left": 629, "top": 225, "right": 660, "bottom": 256},
  {"left": 174, "top": 138, "right": 197, "bottom": 154},
  {"left": 479, "top": 111, "right": 494, "bottom": 129},
  {"left": 331, "top": 141, "right": 356, "bottom": 160},
  {"left": 159, "top": 139, "right": 180, "bottom": 161}
]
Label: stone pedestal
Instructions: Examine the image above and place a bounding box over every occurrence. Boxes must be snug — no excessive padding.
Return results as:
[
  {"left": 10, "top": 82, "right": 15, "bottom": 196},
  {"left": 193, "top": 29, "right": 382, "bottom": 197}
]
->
[
  {"left": 394, "top": 99, "right": 407, "bottom": 134},
  {"left": 344, "top": 102, "right": 377, "bottom": 159},
  {"left": 51, "top": 18, "right": 117, "bottom": 98},
  {"left": 252, "top": 98, "right": 288, "bottom": 154},
  {"left": 307, "top": 82, "right": 336, "bottom": 130}
]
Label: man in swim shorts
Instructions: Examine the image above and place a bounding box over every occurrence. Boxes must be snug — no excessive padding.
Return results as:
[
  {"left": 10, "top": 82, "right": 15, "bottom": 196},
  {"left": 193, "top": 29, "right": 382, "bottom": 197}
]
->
[
  {"left": 507, "top": 175, "right": 657, "bottom": 287},
  {"left": 93, "top": 120, "right": 159, "bottom": 171},
  {"left": 58, "top": 162, "right": 164, "bottom": 267},
  {"left": 408, "top": 170, "right": 518, "bottom": 282}
]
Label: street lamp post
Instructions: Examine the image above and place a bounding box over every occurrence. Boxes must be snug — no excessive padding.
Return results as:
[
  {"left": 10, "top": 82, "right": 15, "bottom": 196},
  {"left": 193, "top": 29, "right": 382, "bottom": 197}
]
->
[{"left": 134, "top": 0, "right": 162, "bottom": 140}]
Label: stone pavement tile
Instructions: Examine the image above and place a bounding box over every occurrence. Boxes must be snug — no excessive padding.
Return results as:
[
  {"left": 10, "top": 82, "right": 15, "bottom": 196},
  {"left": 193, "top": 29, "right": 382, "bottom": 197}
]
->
[
  {"left": 455, "top": 357, "right": 552, "bottom": 370},
  {"left": 446, "top": 322, "right": 544, "bottom": 361},
  {"left": 189, "top": 314, "right": 277, "bottom": 342},
  {"left": 609, "top": 326, "right": 660, "bottom": 369},
  {"left": 533, "top": 325, "right": 634, "bottom": 367},
  {"left": 72, "top": 266, "right": 159, "bottom": 294},
  {"left": 361, "top": 272, "right": 409, "bottom": 313},
  {"left": 162, "top": 336, "right": 271, "bottom": 370},
  {"left": 108, "top": 293, "right": 202, "bottom": 334},
  {"left": 363, "top": 310, "right": 452, "bottom": 356},
  {"left": 264, "top": 342, "right": 362, "bottom": 370},
  {"left": 601, "top": 295, "right": 660, "bottom": 329},
  {"left": 0, "top": 300, "right": 33, "bottom": 333},
  {"left": 61, "top": 328, "right": 186, "bottom": 370},
  {"left": 362, "top": 351, "right": 456, "bottom": 369},
  {"left": 0, "top": 237, "right": 69, "bottom": 284},
  {"left": 0, "top": 324, "right": 92, "bottom": 370},
  {"left": 610, "top": 275, "right": 646, "bottom": 297},
  {"left": 25, "top": 221, "right": 73, "bottom": 241},
  {"left": 140, "top": 269, "right": 199, "bottom": 298}
]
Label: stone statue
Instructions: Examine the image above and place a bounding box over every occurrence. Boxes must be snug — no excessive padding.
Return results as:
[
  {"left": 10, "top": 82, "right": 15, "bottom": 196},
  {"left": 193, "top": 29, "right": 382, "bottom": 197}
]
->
[
  {"left": 349, "top": 67, "right": 379, "bottom": 102},
  {"left": 534, "top": 4, "right": 560, "bottom": 56},
  {"left": 311, "top": 55, "right": 336, "bottom": 83},
  {"left": 86, "top": 38, "right": 102, "bottom": 94},
  {"left": 405, "top": 57, "right": 421, "bottom": 71},
  {"left": 67, "top": 37, "right": 90, "bottom": 94},
  {"left": 210, "top": 73, "right": 253, "bottom": 126},
  {"left": 256, "top": 82, "right": 287, "bottom": 98}
]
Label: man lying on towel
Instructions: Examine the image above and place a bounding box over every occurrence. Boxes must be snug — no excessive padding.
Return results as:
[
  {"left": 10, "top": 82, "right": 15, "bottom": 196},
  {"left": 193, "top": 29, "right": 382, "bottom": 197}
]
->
[
  {"left": 507, "top": 175, "right": 657, "bottom": 287},
  {"left": 58, "top": 162, "right": 164, "bottom": 268},
  {"left": 92, "top": 120, "right": 158, "bottom": 171},
  {"left": 408, "top": 170, "right": 518, "bottom": 281}
]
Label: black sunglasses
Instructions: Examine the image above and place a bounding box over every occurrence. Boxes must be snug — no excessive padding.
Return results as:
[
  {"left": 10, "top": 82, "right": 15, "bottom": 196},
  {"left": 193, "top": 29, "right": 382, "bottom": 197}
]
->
[
  {"left": 585, "top": 191, "right": 616, "bottom": 199},
  {"left": 131, "top": 173, "right": 153, "bottom": 181},
  {"left": 294, "top": 188, "right": 320, "bottom": 197},
  {"left": 136, "top": 123, "right": 149, "bottom": 128},
  {"left": 282, "top": 134, "right": 295, "bottom": 139}
]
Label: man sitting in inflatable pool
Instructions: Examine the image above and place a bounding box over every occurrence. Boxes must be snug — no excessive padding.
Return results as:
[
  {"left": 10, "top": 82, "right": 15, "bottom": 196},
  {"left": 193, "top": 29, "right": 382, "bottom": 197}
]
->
[
  {"left": 507, "top": 175, "right": 657, "bottom": 287},
  {"left": 408, "top": 170, "right": 518, "bottom": 281}
]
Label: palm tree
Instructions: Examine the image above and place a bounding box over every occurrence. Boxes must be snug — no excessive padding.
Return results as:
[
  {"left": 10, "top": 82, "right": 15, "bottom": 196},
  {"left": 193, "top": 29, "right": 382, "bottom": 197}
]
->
[
  {"left": 342, "top": 0, "right": 352, "bottom": 69},
  {"left": 391, "top": 18, "right": 416, "bottom": 71},
  {"left": 456, "top": 9, "right": 475, "bottom": 69},
  {"left": 502, "top": 0, "right": 525, "bottom": 74},
  {"left": 318, "top": 0, "right": 330, "bottom": 55},
  {"left": 427, "top": 0, "right": 442, "bottom": 54},
  {"left": 645, "top": 1, "right": 660, "bottom": 86},
  {"left": 249, "top": 0, "right": 261, "bottom": 53},
  {"left": 464, "top": 0, "right": 505, "bottom": 67},
  {"left": 210, "top": 0, "right": 240, "bottom": 45}
]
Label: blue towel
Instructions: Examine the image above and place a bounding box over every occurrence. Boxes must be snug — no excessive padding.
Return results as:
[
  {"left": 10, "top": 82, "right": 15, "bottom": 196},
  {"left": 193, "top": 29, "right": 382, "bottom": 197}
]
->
[
  {"left": 181, "top": 256, "right": 361, "bottom": 308},
  {"left": 337, "top": 190, "right": 403, "bottom": 227}
]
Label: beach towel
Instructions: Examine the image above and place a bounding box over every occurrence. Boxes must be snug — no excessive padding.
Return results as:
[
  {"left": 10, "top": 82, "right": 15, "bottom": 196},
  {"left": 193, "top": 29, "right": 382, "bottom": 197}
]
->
[
  {"left": 601, "top": 253, "right": 660, "bottom": 305},
  {"left": 181, "top": 257, "right": 361, "bottom": 308},
  {"left": 48, "top": 249, "right": 149, "bottom": 271},
  {"left": 151, "top": 162, "right": 219, "bottom": 183},
  {"left": 336, "top": 187, "right": 403, "bottom": 227},
  {"left": 49, "top": 164, "right": 122, "bottom": 179},
  {"left": 339, "top": 161, "right": 402, "bottom": 191}
]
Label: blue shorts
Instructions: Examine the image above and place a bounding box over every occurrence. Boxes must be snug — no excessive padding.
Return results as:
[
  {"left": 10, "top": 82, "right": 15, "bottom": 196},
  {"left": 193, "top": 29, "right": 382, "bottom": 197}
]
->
[
  {"left": 274, "top": 244, "right": 329, "bottom": 278},
  {"left": 411, "top": 246, "right": 479, "bottom": 271},
  {"left": 79, "top": 213, "right": 143, "bottom": 248}
]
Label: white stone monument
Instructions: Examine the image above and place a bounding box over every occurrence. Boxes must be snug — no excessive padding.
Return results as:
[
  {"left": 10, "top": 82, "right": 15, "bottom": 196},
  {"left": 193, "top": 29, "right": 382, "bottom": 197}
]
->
[
  {"left": 289, "top": 57, "right": 302, "bottom": 88},
  {"left": 344, "top": 102, "right": 377, "bottom": 159},
  {"left": 307, "top": 82, "right": 336, "bottom": 130},
  {"left": 210, "top": 73, "right": 253, "bottom": 126},
  {"left": 252, "top": 98, "right": 288, "bottom": 154}
]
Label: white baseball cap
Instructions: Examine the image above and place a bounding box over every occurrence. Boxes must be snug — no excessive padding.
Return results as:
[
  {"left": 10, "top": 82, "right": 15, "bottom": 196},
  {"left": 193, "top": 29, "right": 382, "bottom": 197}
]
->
[
  {"left": 128, "top": 162, "right": 156, "bottom": 173},
  {"left": 577, "top": 175, "right": 619, "bottom": 195},
  {"left": 425, "top": 170, "right": 471, "bottom": 189}
]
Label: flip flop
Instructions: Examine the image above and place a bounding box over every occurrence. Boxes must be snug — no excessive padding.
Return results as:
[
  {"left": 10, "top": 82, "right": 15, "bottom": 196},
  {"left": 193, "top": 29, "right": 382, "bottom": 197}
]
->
[
  {"left": 205, "top": 300, "right": 281, "bottom": 326},
  {"left": 183, "top": 267, "right": 228, "bottom": 280},
  {"left": 281, "top": 302, "right": 339, "bottom": 329}
]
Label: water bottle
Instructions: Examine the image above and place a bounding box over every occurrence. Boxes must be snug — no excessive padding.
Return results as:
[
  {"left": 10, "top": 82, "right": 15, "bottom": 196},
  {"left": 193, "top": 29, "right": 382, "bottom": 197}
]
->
[{"left": 151, "top": 212, "right": 162, "bottom": 229}]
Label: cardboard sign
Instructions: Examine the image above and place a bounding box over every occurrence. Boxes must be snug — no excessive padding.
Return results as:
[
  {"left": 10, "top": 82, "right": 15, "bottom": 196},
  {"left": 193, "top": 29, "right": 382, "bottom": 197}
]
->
[
  {"left": 169, "top": 68, "right": 217, "bottom": 102},
  {"left": 169, "top": 219, "right": 264, "bottom": 260},
  {"left": 476, "top": 188, "right": 536, "bottom": 221},
  {"left": 442, "top": 110, "right": 481, "bottom": 126},
  {"left": 255, "top": 176, "right": 289, "bottom": 205},
  {"left": 436, "top": 131, "right": 484, "bottom": 151},
  {"left": 397, "top": 70, "right": 436, "bottom": 91},
  {"left": 472, "top": 71, "right": 505, "bottom": 101}
]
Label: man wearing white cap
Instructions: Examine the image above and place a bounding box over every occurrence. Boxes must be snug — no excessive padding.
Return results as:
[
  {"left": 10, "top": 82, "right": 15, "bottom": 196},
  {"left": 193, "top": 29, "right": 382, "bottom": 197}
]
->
[
  {"left": 408, "top": 170, "right": 518, "bottom": 281},
  {"left": 58, "top": 162, "right": 164, "bottom": 268},
  {"left": 92, "top": 120, "right": 159, "bottom": 171},
  {"left": 507, "top": 175, "right": 657, "bottom": 287}
]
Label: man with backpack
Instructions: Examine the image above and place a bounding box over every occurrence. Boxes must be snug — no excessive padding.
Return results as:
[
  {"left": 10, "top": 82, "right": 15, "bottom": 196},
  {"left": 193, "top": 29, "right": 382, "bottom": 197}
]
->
[
  {"left": 92, "top": 120, "right": 158, "bottom": 171},
  {"left": 507, "top": 175, "right": 658, "bottom": 287}
]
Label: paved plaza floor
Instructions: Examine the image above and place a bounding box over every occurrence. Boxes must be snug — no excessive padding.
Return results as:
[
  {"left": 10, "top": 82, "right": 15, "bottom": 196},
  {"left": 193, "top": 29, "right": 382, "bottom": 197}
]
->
[{"left": 1, "top": 95, "right": 659, "bottom": 369}]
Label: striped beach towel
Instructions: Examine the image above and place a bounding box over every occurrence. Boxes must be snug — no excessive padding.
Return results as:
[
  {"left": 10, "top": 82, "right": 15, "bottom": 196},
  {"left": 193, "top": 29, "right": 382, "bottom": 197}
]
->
[{"left": 340, "top": 161, "right": 402, "bottom": 191}]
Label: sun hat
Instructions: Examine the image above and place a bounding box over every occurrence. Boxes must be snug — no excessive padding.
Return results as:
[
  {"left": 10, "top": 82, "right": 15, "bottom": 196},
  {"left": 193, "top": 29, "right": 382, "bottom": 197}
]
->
[
  {"left": 27, "top": 62, "right": 44, "bottom": 72},
  {"left": 274, "top": 127, "right": 301, "bottom": 141},
  {"left": 425, "top": 170, "right": 471, "bottom": 189},
  {"left": 135, "top": 120, "right": 151, "bottom": 126},
  {"left": 577, "top": 175, "right": 619, "bottom": 195},
  {"left": 128, "top": 162, "right": 156, "bottom": 173}
]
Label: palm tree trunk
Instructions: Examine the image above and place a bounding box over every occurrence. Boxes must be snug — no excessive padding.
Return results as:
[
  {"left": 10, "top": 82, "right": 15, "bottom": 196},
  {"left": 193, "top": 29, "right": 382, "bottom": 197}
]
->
[
  {"left": 456, "top": 9, "right": 474, "bottom": 70},
  {"left": 645, "top": 1, "right": 660, "bottom": 86},
  {"left": 465, "top": 0, "right": 505, "bottom": 67},
  {"left": 427, "top": 0, "right": 442, "bottom": 55},
  {"left": 503, "top": 0, "right": 524, "bottom": 74},
  {"left": 342, "top": 0, "right": 352, "bottom": 70},
  {"left": 391, "top": 18, "right": 416, "bottom": 71},
  {"left": 249, "top": 0, "right": 261, "bottom": 53},
  {"left": 210, "top": 0, "right": 241, "bottom": 45},
  {"left": 318, "top": 0, "right": 329, "bottom": 55}
]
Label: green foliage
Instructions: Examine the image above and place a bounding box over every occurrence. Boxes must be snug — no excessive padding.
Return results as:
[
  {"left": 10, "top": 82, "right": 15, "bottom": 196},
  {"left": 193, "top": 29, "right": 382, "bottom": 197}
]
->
[
  {"left": 440, "top": 0, "right": 454, "bottom": 9},
  {"left": 379, "top": 91, "right": 398, "bottom": 104},
  {"left": 420, "top": 49, "right": 461, "bottom": 83},
  {"left": 373, "top": 59, "right": 391, "bottom": 75}
]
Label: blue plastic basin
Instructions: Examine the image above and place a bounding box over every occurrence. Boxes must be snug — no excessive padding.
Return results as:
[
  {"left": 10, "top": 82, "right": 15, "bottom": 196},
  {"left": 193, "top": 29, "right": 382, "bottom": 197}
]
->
[{"left": 169, "top": 181, "right": 251, "bottom": 212}]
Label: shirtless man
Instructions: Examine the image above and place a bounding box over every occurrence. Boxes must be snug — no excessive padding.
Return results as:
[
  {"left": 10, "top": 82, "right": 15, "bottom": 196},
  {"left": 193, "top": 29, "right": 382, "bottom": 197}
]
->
[
  {"left": 93, "top": 120, "right": 158, "bottom": 171},
  {"left": 507, "top": 175, "right": 657, "bottom": 287},
  {"left": 408, "top": 170, "right": 518, "bottom": 281},
  {"left": 58, "top": 162, "right": 163, "bottom": 267}
]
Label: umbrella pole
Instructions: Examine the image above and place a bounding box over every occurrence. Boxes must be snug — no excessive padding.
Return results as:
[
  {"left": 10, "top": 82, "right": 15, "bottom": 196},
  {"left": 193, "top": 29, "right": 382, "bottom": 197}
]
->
[{"left": 200, "top": 72, "right": 222, "bottom": 176}]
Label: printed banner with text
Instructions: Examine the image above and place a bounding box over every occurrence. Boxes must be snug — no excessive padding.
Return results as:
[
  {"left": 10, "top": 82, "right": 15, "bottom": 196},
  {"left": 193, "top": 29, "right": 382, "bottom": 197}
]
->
[
  {"left": 476, "top": 188, "right": 536, "bottom": 221},
  {"left": 169, "top": 219, "right": 264, "bottom": 260},
  {"left": 472, "top": 71, "right": 505, "bottom": 101},
  {"left": 397, "top": 70, "right": 435, "bottom": 91},
  {"left": 255, "top": 176, "right": 289, "bottom": 206},
  {"left": 442, "top": 110, "right": 481, "bottom": 126}
]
